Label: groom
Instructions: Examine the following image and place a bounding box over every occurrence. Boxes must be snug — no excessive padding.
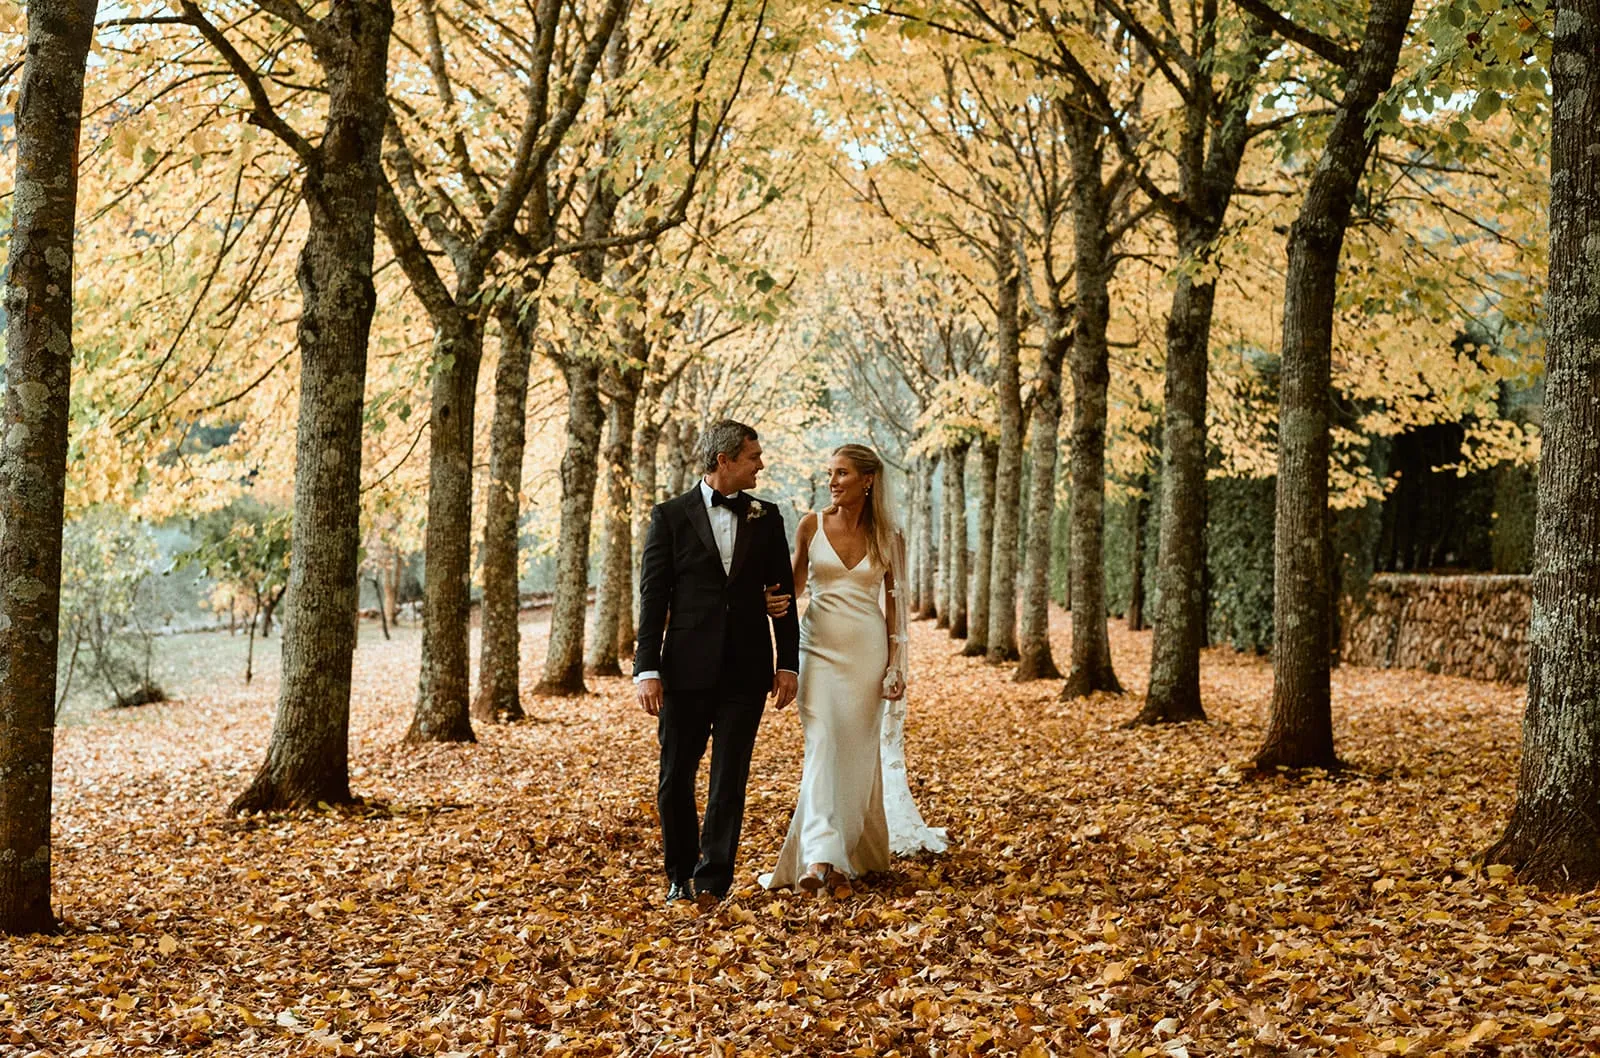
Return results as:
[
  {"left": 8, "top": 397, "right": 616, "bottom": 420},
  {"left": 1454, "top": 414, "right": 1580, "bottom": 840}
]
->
[{"left": 634, "top": 420, "right": 800, "bottom": 909}]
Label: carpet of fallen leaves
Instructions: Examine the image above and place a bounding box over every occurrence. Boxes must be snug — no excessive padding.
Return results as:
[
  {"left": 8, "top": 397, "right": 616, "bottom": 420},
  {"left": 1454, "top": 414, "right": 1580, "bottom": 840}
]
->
[{"left": 5, "top": 608, "right": 1599, "bottom": 1058}]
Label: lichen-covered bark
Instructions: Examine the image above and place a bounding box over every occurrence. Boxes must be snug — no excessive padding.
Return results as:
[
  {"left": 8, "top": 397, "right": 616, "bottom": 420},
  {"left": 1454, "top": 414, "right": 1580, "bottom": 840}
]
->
[
  {"left": 1482, "top": 0, "right": 1600, "bottom": 890},
  {"left": 473, "top": 300, "right": 538, "bottom": 724},
  {"left": 946, "top": 443, "right": 970, "bottom": 639},
  {"left": 586, "top": 382, "right": 638, "bottom": 676},
  {"left": 964, "top": 440, "right": 999, "bottom": 657},
  {"left": 915, "top": 456, "right": 939, "bottom": 622},
  {"left": 232, "top": 0, "right": 394, "bottom": 807},
  {"left": 986, "top": 265, "right": 1023, "bottom": 664},
  {"left": 408, "top": 315, "right": 484, "bottom": 743},
  {"left": 1138, "top": 30, "right": 1266, "bottom": 724},
  {"left": 907, "top": 470, "right": 924, "bottom": 615},
  {"left": 1256, "top": 0, "right": 1413, "bottom": 769},
  {"left": 659, "top": 416, "right": 687, "bottom": 497},
  {"left": 0, "top": 0, "right": 96, "bottom": 935},
  {"left": 1127, "top": 477, "right": 1149, "bottom": 632},
  {"left": 631, "top": 396, "right": 663, "bottom": 628},
  {"left": 1061, "top": 315, "right": 1119, "bottom": 697},
  {"left": 536, "top": 185, "right": 618, "bottom": 696},
  {"left": 537, "top": 358, "right": 605, "bottom": 694},
  {"left": 1017, "top": 330, "right": 1068, "bottom": 683},
  {"left": 1057, "top": 107, "right": 1122, "bottom": 697},
  {"left": 1138, "top": 248, "right": 1216, "bottom": 723},
  {"left": 392, "top": 0, "right": 628, "bottom": 734}
]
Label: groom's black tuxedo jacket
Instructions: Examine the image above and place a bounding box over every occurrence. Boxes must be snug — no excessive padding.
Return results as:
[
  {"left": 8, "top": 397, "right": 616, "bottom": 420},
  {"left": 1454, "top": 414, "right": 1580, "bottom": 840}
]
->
[{"left": 634, "top": 486, "right": 801, "bottom": 695}]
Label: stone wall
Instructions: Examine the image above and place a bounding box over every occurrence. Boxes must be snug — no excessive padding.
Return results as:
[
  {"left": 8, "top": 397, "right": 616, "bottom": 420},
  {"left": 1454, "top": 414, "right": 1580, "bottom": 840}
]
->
[{"left": 1341, "top": 574, "right": 1531, "bottom": 684}]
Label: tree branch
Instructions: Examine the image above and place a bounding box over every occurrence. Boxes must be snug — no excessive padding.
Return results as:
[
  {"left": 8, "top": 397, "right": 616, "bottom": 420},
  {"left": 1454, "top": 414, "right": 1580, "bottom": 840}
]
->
[
  {"left": 1230, "top": 0, "right": 1357, "bottom": 68},
  {"left": 253, "top": 0, "right": 337, "bottom": 54},
  {"left": 376, "top": 176, "right": 457, "bottom": 320},
  {"left": 176, "top": 0, "right": 315, "bottom": 163}
]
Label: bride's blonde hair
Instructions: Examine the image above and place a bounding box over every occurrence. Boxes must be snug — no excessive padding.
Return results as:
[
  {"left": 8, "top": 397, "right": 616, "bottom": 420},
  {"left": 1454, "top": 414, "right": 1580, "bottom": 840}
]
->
[{"left": 829, "top": 444, "right": 898, "bottom": 571}]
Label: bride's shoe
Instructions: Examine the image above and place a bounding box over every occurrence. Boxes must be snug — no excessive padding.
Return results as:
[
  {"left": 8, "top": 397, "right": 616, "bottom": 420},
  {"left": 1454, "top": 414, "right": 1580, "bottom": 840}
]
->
[{"left": 799, "top": 862, "right": 832, "bottom": 892}]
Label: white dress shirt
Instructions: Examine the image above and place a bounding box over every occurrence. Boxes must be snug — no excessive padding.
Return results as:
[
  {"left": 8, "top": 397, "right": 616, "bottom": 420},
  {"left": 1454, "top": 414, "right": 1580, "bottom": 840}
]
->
[
  {"left": 634, "top": 479, "right": 795, "bottom": 684},
  {"left": 700, "top": 478, "right": 738, "bottom": 575}
]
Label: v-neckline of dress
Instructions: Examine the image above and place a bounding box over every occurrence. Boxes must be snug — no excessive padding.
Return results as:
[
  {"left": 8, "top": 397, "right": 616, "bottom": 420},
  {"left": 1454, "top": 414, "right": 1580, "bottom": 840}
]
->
[{"left": 819, "top": 515, "right": 868, "bottom": 573}]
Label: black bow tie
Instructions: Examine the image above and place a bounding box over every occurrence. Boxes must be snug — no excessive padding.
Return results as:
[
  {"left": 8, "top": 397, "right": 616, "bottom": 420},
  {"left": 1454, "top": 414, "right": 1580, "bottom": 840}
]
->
[{"left": 710, "top": 490, "right": 746, "bottom": 512}]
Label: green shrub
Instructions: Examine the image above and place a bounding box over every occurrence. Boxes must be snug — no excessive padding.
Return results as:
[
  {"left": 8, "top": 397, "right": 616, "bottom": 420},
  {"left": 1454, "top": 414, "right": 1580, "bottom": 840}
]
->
[
  {"left": 1490, "top": 462, "right": 1537, "bottom": 574},
  {"left": 1206, "top": 477, "right": 1276, "bottom": 653}
]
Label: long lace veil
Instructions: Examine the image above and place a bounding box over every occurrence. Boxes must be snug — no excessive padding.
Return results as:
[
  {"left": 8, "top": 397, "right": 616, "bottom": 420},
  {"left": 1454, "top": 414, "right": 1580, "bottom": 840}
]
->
[{"left": 880, "top": 528, "right": 949, "bottom": 855}]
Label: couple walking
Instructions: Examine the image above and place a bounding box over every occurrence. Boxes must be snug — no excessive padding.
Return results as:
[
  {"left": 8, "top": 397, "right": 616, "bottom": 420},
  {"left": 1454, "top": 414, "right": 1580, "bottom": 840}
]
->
[{"left": 633, "top": 420, "right": 946, "bottom": 908}]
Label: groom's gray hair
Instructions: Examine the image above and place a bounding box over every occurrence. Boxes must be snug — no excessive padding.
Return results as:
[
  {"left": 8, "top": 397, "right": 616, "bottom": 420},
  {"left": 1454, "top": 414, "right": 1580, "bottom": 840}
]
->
[{"left": 696, "top": 420, "right": 758, "bottom": 473}]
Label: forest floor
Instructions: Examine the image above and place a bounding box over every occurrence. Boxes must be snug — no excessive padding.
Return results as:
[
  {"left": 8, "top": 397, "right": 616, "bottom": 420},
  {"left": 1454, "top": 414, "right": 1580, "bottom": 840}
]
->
[{"left": 6, "top": 608, "right": 1598, "bottom": 1057}]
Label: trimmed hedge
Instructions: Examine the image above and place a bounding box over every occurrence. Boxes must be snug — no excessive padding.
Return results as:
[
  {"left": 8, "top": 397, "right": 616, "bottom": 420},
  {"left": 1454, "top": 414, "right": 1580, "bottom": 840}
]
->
[{"left": 1206, "top": 477, "right": 1277, "bottom": 652}]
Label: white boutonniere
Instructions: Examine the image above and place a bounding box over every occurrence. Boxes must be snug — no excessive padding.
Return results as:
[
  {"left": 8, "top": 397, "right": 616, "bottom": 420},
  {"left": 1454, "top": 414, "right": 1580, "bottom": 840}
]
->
[{"left": 746, "top": 500, "right": 766, "bottom": 520}]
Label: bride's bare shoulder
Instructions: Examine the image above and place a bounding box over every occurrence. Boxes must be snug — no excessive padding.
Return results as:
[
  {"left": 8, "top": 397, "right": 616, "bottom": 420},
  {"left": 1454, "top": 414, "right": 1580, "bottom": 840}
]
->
[{"left": 796, "top": 511, "right": 820, "bottom": 537}]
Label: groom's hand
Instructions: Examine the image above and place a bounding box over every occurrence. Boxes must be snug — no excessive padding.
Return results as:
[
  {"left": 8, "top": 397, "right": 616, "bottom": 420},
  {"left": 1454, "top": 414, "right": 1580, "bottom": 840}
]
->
[
  {"left": 637, "top": 678, "right": 664, "bottom": 717},
  {"left": 771, "top": 671, "right": 798, "bottom": 710}
]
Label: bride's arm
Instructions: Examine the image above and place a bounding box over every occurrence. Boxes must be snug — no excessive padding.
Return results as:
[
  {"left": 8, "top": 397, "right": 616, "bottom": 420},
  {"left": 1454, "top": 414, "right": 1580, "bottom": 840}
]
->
[
  {"left": 791, "top": 512, "right": 817, "bottom": 599},
  {"left": 883, "top": 529, "right": 907, "bottom": 700}
]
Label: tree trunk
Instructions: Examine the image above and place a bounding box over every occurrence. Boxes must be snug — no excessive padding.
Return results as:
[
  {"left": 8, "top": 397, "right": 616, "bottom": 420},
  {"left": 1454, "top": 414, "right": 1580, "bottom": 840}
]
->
[
  {"left": 1255, "top": 0, "right": 1413, "bottom": 769},
  {"left": 1137, "top": 32, "right": 1266, "bottom": 723},
  {"left": 535, "top": 184, "right": 618, "bottom": 695},
  {"left": 260, "top": 585, "right": 285, "bottom": 638},
  {"left": 586, "top": 385, "right": 638, "bottom": 676},
  {"left": 660, "top": 417, "right": 686, "bottom": 497},
  {"left": 1481, "top": 0, "right": 1600, "bottom": 890},
  {"left": 1137, "top": 248, "right": 1215, "bottom": 722},
  {"left": 245, "top": 606, "right": 258, "bottom": 685},
  {"left": 986, "top": 263, "right": 1023, "bottom": 663},
  {"left": 935, "top": 489, "right": 951, "bottom": 631},
  {"left": 914, "top": 457, "right": 939, "bottom": 620},
  {"left": 473, "top": 299, "right": 538, "bottom": 723},
  {"left": 946, "top": 443, "right": 970, "bottom": 639},
  {"left": 385, "top": 551, "right": 402, "bottom": 625},
  {"left": 0, "top": 0, "right": 96, "bottom": 935},
  {"left": 1016, "top": 330, "right": 1068, "bottom": 683},
  {"left": 231, "top": 0, "right": 394, "bottom": 810},
  {"left": 1127, "top": 478, "right": 1148, "bottom": 632},
  {"left": 915, "top": 467, "right": 928, "bottom": 614},
  {"left": 407, "top": 314, "right": 485, "bottom": 743},
  {"left": 1057, "top": 109, "right": 1121, "bottom": 696},
  {"left": 615, "top": 350, "right": 646, "bottom": 660},
  {"left": 1061, "top": 323, "right": 1120, "bottom": 696},
  {"left": 372, "top": 574, "right": 391, "bottom": 640},
  {"left": 965, "top": 439, "right": 999, "bottom": 656},
  {"left": 934, "top": 453, "right": 949, "bottom": 628},
  {"left": 632, "top": 398, "right": 663, "bottom": 629},
  {"left": 537, "top": 359, "right": 605, "bottom": 693}
]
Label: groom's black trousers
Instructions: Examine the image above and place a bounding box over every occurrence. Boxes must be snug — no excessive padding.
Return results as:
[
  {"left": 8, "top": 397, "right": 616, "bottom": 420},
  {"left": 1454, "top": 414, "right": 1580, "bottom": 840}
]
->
[{"left": 657, "top": 680, "right": 766, "bottom": 897}]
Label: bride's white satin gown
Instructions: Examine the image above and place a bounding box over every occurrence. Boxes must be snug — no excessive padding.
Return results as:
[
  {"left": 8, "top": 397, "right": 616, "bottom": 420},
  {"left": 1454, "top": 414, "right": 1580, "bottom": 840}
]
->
[{"left": 763, "top": 520, "right": 946, "bottom": 890}]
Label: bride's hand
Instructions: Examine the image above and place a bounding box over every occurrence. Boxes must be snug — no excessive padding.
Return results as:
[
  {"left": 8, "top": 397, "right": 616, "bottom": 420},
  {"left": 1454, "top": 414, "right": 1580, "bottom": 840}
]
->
[
  {"left": 763, "top": 583, "right": 792, "bottom": 617},
  {"left": 882, "top": 670, "right": 906, "bottom": 701}
]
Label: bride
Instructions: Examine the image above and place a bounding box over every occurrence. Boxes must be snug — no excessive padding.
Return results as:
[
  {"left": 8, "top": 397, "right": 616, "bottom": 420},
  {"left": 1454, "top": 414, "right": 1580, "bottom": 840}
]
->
[{"left": 762, "top": 444, "right": 947, "bottom": 892}]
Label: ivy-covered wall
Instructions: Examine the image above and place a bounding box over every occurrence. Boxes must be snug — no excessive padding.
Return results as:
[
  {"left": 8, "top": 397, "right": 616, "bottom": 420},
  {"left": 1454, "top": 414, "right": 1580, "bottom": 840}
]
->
[{"left": 1041, "top": 452, "right": 1533, "bottom": 661}]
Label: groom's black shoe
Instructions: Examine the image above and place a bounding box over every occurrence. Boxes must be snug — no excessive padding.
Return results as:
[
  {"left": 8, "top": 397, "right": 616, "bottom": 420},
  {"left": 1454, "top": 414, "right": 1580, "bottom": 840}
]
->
[
  {"left": 665, "top": 883, "right": 693, "bottom": 905},
  {"left": 693, "top": 886, "right": 722, "bottom": 911}
]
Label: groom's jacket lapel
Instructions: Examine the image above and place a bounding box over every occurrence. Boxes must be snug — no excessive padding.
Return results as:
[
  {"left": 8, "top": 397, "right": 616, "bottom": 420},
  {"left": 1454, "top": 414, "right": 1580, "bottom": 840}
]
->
[{"left": 682, "top": 488, "right": 724, "bottom": 576}]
